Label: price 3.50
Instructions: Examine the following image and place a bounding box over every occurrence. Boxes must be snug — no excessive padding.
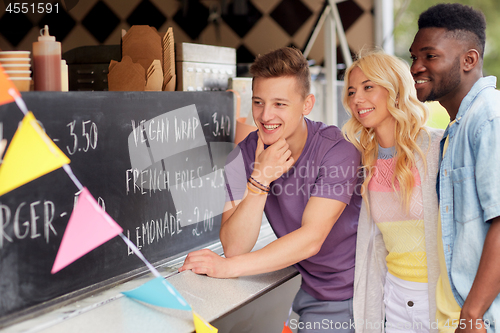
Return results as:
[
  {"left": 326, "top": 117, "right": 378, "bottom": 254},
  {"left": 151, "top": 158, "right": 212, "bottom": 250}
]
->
[{"left": 66, "top": 120, "right": 98, "bottom": 155}]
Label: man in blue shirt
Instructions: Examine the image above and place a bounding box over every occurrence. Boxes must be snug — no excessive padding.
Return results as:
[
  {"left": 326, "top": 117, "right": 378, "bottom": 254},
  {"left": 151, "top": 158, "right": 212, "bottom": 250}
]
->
[{"left": 410, "top": 3, "right": 500, "bottom": 332}]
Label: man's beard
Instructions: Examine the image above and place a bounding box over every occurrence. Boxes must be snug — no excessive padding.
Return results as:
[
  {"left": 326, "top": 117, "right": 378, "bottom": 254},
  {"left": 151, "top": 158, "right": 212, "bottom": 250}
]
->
[{"left": 425, "top": 56, "right": 461, "bottom": 102}]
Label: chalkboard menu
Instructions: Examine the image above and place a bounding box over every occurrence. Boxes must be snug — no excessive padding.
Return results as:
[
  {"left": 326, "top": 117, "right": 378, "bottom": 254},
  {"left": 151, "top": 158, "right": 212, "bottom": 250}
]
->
[{"left": 0, "top": 91, "right": 234, "bottom": 326}]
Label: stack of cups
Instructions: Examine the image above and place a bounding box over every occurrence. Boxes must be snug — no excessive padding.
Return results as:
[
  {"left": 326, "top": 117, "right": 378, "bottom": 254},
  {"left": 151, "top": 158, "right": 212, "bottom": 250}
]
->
[{"left": 0, "top": 51, "right": 32, "bottom": 91}]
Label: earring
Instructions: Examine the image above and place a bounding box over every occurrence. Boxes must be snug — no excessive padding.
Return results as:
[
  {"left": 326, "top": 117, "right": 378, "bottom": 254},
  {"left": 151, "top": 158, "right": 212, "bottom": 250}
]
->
[{"left": 395, "top": 100, "right": 399, "bottom": 108}]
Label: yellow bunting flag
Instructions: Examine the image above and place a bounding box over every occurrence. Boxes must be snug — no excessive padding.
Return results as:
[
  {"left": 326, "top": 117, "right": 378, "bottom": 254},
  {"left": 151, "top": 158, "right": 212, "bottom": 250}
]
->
[
  {"left": 193, "top": 312, "right": 218, "bottom": 333},
  {"left": 0, "top": 112, "right": 70, "bottom": 196},
  {"left": 0, "top": 64, "right": 20, "bottom": 106}
]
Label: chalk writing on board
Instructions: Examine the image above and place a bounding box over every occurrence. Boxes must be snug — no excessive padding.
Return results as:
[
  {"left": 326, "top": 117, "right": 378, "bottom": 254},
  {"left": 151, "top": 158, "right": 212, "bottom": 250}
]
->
[
  {"left": 211, "top": 112, "right": 231, "bottom": 137},
  {"left": 73, "top": 189, "right": 105, "bottom": 212},
  {"left": 191, "top": 207, "right": 215, "bottom": 237},
  {"left": 174, "top": 116, "right": 199, "bottom": 142},
  {"left": 127, "top": 105, "right": 230, "bottom": 228},
  {"left": 0, "top": 92, "right": 234, "bottom": 323},
  {"left": 66, "top": 120, "right": 98, "bottom": 155},
  {"left": 125, "top": 210, "right": 183, "bottom": 255},
  {"left": 128, "top": 105, "right": 207, "bottom": 182},
  {"left": 125, "top": 168, "right": 170, "bottom": 195},
  {"left": 124, "top": 202, "right": 217, "bottom": 254},
  {"left": 0, "top": 189, "right": 109, "bottom": 250},
  {"left": 0, "top": 200, "right": 57, "bottom": 248},
  {"left": 129, "top": 115, "right": 203, "bottom": 146},
  {"left": 130, "top": 118, "right": 170, "bottom": 146}
]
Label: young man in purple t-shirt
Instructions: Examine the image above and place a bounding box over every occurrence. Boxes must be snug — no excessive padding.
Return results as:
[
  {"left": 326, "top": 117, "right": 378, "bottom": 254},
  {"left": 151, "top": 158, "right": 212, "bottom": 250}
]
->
[{"left": 180, "top": 47, "right": 361, "bottom": 332}]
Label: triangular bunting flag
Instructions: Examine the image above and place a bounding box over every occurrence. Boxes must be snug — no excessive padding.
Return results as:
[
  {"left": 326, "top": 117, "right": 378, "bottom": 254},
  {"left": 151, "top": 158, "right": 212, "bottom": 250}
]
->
[
  {"left": 51, "top": 187, "right": 123, "bottom": 273},
  {"left": 0, "top": 64, "right": 20, "bottom": 106},
  {"left": 0, "top": 111, "right": 70, "bottom": 196},
  {"left": 193, "top": 311, "right": 218, "bottom": 333},
  {"left": 122, "top": 276, "right": 191, "bottom": 311},
  {"left": 281, "top": 322, "right": 293, "bottom": 333}
]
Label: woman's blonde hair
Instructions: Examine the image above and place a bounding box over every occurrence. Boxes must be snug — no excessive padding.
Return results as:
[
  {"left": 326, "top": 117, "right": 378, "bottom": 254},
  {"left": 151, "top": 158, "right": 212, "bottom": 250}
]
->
[{"left": 341, "top": 50, "right": 429, "bottom": 211}]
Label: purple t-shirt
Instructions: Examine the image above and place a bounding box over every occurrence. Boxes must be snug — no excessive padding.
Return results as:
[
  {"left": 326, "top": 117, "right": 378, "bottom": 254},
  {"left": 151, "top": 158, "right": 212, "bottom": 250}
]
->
[{"left": 224, "top": 118, "right": 362, "bottom": 301}]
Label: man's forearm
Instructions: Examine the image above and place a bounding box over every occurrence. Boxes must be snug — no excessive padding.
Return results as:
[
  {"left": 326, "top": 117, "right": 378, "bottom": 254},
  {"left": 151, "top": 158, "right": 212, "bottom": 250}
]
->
[
  {"left": 226, "top": 226, "right": 323, "bottom": 277},
  {"left": 460, "top": 217, "right": 500, "bottom": 323},
  {"left": 181, "top": 196, "right": 346, "bottom": 278},
  {"left": 227, "top": 197, "right": 346, "bottom": 277},
  {"left": 219, "top": 189, "right": 268, "bottom": 257},
  {"left": 180, "top": 221, "right": 328, "bottom": 279}
]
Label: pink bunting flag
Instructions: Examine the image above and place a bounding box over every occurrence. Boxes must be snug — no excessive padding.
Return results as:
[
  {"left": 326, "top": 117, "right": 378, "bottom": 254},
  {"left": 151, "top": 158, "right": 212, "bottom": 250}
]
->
[{"left": 51, "top": 187, "right": 123, "bottom": 273}]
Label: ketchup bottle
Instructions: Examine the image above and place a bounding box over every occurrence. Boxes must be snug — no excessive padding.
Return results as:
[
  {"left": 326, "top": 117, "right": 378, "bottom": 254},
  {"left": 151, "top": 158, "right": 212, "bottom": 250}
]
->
[{"left": 33, "top": 25, "right": 61, "bottom": 91}]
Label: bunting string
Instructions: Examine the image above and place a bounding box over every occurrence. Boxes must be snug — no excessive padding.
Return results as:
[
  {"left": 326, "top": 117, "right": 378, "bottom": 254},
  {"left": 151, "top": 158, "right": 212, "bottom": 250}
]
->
[
  {"left": 0, "top": 69, "right": 217, "bottom": 332},
  {"left": 119, "top": 233, "right": 162, "bottom": 279},
  {"left": 9, "top": 88, "right": 28, "bottom": 115},
  {"left": 62, "top": 164, "right": 84, "bottom": 191}
]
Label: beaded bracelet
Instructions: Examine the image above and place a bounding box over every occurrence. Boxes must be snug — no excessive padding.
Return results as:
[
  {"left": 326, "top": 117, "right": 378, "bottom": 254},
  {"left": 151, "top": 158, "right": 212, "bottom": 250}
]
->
[
  {"left": 249, "top": 176, "right": 270, "bottom": 191},
  {"left": 248, "top": 178, "right": 270, "bottom": 193},
  {"left": 248, "top": 179, "right": 269, "bottom": 193},
  {"left": 247, "top": 182, "right": 268, "bottom": 195}
]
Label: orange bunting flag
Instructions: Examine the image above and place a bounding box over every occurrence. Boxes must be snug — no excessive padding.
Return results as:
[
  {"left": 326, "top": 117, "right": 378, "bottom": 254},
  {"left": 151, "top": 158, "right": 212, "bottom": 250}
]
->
[
  {"left": 52, "top": 187, "right": 123, "bottom": 273},
  {"left": 0, "top": 112, "right": 70, "bottom": 196},
  {"left": 0, "top": 64, "right": 20, "bottom": 106},
  {"left": 193, "top": 312, "right": 218, "bottom": 333},
  {"left": 281, "top": 322, "right": 293, "bottom": 333}
]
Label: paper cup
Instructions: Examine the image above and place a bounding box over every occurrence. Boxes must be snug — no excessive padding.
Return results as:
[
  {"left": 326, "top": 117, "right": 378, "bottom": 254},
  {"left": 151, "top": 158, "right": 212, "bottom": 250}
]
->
[
  {"left": 10, "top": 78, "right": 31, "bottom": 92},
  {"left": 0, "top": 64, "right": 31, "bottom": 71},
  {"left": 5, "top": 70, "right": 31, "bottom": 78},
  {"left": 0, "top": 58, "right": 31, "bottom": 64},
  {"left": 0, "top": 51, "right": 30, "bottom": 58}
]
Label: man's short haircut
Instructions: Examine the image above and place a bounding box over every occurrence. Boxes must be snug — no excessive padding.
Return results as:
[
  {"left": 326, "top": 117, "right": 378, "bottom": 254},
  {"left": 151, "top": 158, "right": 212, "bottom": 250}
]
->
[
  {"left": 249, "top": 47, "right": 311, "bottom": 98},
  {"left": 418, "top": 3, "right": 486, "bottom": 58}
]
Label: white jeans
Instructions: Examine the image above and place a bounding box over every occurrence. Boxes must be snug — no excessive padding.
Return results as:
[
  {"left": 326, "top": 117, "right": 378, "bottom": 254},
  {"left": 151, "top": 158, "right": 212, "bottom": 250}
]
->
[{"left": 384, "top": 272, "right": 430, "bottom": 333}]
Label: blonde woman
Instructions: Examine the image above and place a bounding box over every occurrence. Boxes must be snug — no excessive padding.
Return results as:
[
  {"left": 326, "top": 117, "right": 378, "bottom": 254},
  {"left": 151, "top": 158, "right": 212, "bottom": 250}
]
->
[{"left": 342, "top": 51, "right": 443, "bottom": 333}]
